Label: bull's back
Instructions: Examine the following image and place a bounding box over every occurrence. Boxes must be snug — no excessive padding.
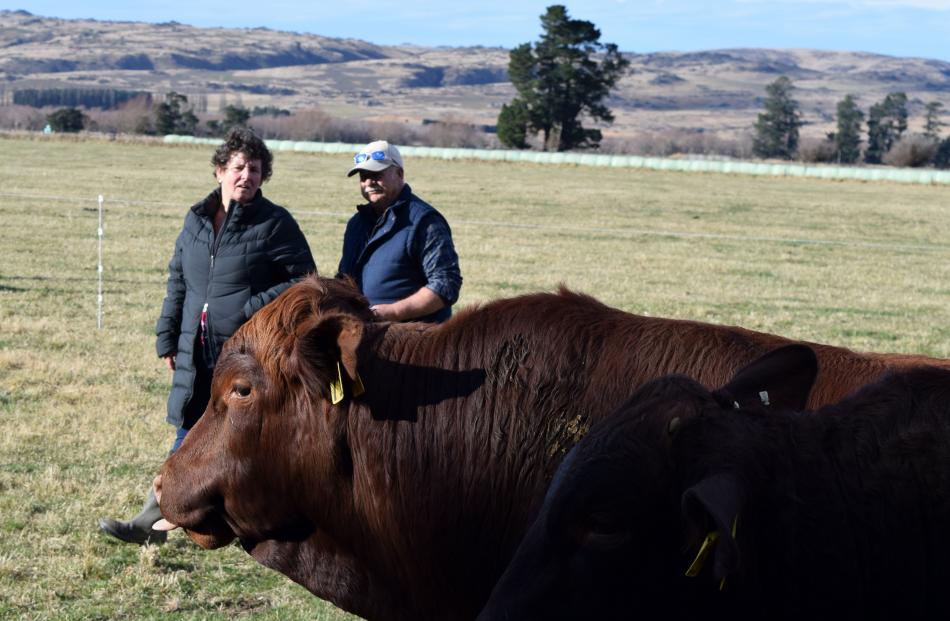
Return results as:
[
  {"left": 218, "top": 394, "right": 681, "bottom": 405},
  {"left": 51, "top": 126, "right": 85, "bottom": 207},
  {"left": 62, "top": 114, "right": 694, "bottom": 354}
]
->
[{"left": 343, "top": 294, "right": 950, "bottom": 618}]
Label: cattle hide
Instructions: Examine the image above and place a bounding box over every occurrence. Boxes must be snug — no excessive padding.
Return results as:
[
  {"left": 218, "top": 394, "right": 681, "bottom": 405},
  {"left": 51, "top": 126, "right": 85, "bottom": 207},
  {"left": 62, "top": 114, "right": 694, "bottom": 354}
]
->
[
  {"left": 156, "top": 276, "right": 949, "bottom": 621},
  {"left": 479, "top": 344, "right": 950, "bottom": 620}
]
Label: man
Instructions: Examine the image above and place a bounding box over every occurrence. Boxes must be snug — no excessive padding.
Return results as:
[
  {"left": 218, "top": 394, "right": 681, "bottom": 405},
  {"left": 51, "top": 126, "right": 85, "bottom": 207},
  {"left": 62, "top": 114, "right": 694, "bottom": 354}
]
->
[{"left": 338, "top": 140, "right": 462, "bottom": 323}]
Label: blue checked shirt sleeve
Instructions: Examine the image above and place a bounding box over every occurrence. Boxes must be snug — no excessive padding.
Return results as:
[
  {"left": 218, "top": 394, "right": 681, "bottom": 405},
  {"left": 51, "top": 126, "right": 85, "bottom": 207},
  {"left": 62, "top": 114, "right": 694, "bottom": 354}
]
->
[{"left": 415, "top": 214, "right": 462, "bottom": 306}]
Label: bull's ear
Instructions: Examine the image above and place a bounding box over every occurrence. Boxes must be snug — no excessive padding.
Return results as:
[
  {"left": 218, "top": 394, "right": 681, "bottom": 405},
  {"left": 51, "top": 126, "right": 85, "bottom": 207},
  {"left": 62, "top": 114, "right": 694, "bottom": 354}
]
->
[
  {"left": 715, "top": 344, "right": 818, "bottom": 411},
  {"left": 296, "top": 313, "right": 364, "bottom": 389},
  {"left": 681, "top": 473, "right": 742, "bottom": 582},
  {"left": 333, "top": 316, "right": 363, "bottom": 384}
]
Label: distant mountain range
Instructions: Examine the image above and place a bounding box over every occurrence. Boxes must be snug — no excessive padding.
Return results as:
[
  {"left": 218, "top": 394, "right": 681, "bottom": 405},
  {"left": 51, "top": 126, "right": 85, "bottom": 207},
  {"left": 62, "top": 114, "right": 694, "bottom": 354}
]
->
[{"left": 2, "top": 9, "right": 949, "bottom": 140}]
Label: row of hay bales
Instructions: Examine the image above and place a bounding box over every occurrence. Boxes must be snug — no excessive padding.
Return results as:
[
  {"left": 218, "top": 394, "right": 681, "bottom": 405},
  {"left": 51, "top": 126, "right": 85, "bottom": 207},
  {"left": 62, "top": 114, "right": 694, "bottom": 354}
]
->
[{"left": 163, "top": 135, "right": 950, "bottom": 185}]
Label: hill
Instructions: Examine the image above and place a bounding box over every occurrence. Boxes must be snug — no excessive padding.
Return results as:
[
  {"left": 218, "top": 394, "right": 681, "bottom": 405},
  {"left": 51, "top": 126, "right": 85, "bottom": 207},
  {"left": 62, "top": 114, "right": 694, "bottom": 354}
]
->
[{"left": 2, "top": 10, "right": 949, "bottom": 142}]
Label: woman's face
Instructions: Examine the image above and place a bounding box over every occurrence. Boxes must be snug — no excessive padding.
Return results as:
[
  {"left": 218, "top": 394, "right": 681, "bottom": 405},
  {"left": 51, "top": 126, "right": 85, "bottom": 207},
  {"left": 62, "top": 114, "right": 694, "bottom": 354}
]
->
[{"left": 216, "top": 151, "right": 263, "bottom": 207}]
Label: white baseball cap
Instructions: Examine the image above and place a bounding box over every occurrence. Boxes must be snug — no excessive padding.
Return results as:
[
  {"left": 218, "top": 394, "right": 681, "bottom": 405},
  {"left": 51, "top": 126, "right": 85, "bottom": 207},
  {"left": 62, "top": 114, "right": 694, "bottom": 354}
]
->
[{"left": 347, "top": 140, "right": 404, "bottom": 177}]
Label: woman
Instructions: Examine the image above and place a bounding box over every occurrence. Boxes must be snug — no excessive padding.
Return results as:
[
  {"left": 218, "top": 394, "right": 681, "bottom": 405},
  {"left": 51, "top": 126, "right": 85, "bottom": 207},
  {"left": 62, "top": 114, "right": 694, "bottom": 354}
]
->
[{"left": 99, "top": 127, "right": 316, "bottom": 545}]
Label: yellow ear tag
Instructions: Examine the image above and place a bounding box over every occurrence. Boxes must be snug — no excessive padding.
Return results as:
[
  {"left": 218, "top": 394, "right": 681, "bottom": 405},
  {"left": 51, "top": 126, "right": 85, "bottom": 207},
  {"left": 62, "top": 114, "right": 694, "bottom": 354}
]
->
[
  {"left": 718, "top": 514, "right": 739, "bottom": 591},
  {"left": 352, "top": 372, "right": 365, "bottom": 397},
  {"left": 330, "top": 361, "right": 345, "bottom": 405},
  {"left": 685, "top": 515, "right": 739, "bottom": 588},
  {"left": 685, "top": 530, "right": 719, "bottom": 577}
]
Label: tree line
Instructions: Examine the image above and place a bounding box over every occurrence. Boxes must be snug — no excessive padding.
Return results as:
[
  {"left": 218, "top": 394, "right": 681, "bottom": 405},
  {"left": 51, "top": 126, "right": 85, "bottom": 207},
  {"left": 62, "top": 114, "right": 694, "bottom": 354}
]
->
[
  {"left": 24, "top": 4, "right": 950, "bottom": 169},
  {"left": 43, "top": 91, "right": 285, "bottom": 137},
  {"left": 15, "top": 88, "right": 150, "bottom": 110},
  {"left": 494, "top": 5, "right": 948, "bottom": 169},
  {"left": 753, "top": 76, "right": 948, "bottom": 168}
]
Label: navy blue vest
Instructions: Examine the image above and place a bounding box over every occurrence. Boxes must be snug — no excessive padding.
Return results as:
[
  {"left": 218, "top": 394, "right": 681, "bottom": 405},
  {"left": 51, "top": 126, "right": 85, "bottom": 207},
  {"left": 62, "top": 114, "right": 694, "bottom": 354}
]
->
[{"left": 339, "top": 185, "right": 452, "bottom": 323}]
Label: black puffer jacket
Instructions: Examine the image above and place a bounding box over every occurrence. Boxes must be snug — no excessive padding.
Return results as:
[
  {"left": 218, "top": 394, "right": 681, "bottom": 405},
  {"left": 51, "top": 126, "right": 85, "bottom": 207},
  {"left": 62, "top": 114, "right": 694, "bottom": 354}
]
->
[{"left": 155, "top": 188, "right": 315, "bottom": 427}]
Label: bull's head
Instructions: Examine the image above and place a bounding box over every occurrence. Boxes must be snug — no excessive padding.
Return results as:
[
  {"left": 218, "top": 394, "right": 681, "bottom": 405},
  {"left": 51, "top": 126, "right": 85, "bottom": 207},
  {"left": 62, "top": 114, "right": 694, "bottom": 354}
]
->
[
  {"left": 478, "top": 344, "right": 818, "bottom": 620},
  {"left": 155, "top": 276, "right": 373, "bottom": 551}
]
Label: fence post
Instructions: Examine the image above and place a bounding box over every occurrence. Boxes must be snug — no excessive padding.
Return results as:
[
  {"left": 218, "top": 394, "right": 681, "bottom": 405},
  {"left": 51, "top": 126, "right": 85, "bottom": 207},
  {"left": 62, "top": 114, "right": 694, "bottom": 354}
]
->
[{"left": 97, "top": 194, "right": 104, "bottom": 329}]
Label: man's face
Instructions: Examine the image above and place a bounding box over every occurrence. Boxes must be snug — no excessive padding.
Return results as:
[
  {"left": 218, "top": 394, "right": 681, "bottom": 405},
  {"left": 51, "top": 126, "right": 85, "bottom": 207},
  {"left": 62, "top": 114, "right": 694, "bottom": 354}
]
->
[{"left": 359, "top": 166, "right": 404, "bottom": 212}]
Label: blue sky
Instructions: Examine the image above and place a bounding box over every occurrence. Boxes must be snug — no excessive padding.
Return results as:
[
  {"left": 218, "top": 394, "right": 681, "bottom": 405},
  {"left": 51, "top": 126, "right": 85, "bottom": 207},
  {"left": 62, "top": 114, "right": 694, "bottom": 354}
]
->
[{"left": 11, "top": 0, "right": 950, "bottom": 61}]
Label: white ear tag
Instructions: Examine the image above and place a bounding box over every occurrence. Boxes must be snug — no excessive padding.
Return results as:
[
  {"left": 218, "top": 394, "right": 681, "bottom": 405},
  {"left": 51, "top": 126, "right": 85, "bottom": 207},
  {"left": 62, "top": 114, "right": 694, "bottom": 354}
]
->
[{"left": 758, "top": 391, "right": 770, "bottom": 406}]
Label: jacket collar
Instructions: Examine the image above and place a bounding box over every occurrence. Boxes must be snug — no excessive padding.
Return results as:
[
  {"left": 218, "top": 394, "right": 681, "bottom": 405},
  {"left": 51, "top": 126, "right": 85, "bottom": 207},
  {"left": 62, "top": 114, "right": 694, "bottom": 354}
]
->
[{"left": 192, "top": 187, "right": 264, "bottom": 221}]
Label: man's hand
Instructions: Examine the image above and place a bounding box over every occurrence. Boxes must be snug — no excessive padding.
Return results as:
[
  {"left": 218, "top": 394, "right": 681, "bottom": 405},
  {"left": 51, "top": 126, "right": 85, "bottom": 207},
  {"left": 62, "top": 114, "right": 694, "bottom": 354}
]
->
[
  {"left": 369, "top": 303, "right": 398, "bottom": 321},
  {"left": 163, "top": 354, "right": 176, "bottom": 371},
  {"left": 370, "top": 287, "right": 445, "bottom": 322}
]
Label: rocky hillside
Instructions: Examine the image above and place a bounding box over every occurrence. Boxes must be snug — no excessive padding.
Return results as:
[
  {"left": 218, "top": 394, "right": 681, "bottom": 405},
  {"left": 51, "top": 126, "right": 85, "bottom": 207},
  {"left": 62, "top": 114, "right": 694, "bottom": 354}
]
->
[
  {"left": 2, "top": 10, "right": 949, "bottom": 140},
  {"left": 0, "top": 10, "right": 392, "bottom": 73}
]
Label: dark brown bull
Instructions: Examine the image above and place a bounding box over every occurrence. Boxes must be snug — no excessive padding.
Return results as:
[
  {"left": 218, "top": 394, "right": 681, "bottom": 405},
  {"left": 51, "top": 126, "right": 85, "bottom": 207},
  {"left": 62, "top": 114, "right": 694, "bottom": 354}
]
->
[
  {"left": 155, "top": 276, "right": 948, "bottom": 620},
  {"left": 479, "top": 345, "right": 950, "bottom": 620}
]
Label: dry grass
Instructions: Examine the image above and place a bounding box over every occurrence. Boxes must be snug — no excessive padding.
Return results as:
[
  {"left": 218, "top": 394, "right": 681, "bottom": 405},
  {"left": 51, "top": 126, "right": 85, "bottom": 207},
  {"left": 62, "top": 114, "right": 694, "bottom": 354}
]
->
[{"left": 1, "top": 134, "right": 948, "bottom": 619}]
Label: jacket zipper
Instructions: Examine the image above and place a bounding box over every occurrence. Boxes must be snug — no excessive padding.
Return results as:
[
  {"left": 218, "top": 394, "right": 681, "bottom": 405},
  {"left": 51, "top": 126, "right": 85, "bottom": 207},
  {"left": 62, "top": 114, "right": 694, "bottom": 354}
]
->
[
  {"left": 203, "top": 201, "right": 236, "bottom": 366},
  {"left": 356, "top": 203, "right": 398, "bottom": 268}
]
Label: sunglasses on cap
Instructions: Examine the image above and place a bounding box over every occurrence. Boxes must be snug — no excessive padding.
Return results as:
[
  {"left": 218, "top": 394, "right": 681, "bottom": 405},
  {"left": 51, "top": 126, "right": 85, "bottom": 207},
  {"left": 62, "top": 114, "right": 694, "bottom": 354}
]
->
[{"left": 354, "top": 150, "right": 388, "bottom": 164}]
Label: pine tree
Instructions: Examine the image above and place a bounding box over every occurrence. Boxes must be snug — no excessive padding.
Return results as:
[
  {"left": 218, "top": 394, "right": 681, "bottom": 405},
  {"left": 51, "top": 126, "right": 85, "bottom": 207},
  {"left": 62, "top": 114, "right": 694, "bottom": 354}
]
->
[
  {"left": 499, "top": 5, "right": 629, "bottom": 151},
  {"left": 752, "top": 76, "right": 802, "bottom": 160},
  {"left": 207, "top": 105, "right": 251, "bottom": 137},
  {"left": 934, "top": 138, "right": 950, "bottom": 169},
  {"left": 865, "top": 92, "right": 907, "bottom": 164},
  {"left": 155, "top": 92, "right": 198, "bottom": 136},
  {"left": 924, "top": 101, "right": 944, "bottom": 140},
  {"left": 496, "top": 100, "right": 530, "bottom": 149},
  {"left": 833, "top": 95, "right": 863, "bottom": 164}
]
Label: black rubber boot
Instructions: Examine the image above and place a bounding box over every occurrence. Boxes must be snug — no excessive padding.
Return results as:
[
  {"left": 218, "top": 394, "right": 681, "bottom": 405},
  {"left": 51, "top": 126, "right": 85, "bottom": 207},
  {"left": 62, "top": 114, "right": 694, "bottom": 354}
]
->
[{"left": 98, "top": 489, "right": 167, "bottom": 545}]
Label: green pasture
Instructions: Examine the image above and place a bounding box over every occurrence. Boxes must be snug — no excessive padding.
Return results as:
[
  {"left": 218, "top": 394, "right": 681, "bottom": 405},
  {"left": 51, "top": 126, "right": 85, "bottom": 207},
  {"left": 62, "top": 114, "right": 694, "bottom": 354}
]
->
[{"left": 1, "top": 134, "right": 948, "bottom": 620}]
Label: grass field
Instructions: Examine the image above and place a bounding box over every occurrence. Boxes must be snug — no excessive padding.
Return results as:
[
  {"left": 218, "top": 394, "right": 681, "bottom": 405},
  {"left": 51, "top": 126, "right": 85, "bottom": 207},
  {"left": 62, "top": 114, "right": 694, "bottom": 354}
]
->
[{"left": 1, "top": 134, "right": 948, "bottom": 620}]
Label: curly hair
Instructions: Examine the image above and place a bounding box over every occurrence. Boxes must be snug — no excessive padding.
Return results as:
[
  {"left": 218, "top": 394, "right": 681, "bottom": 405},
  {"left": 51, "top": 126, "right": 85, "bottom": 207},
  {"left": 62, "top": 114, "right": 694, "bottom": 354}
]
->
[{"left": 211, "top": 127, "right": 273, "bottom": 182}]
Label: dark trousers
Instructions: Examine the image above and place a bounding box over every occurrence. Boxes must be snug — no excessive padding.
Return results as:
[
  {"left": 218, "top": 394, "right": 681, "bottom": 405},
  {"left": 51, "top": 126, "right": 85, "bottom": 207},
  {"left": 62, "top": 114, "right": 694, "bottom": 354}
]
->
[{"left": 170, "top": 336, "right": 214, "bottom": 454}]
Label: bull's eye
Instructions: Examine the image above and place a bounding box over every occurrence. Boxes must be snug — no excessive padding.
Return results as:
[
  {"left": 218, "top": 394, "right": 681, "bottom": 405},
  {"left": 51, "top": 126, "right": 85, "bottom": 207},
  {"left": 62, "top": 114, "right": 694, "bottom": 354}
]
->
[
  {"left": 574, "top": 511, "right": 631, "bottom": 549},
  {"left": 232, "top": 382, "right": 252, "bottom": 398}
]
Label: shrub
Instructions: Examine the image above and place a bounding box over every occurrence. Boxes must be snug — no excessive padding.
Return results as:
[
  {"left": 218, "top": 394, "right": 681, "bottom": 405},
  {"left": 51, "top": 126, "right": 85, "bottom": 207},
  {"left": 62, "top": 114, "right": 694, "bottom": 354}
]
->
[
  {"left": 0, "top": 104, "right": 46, "bottom": 131},
  {"left": 796, "top": 136, "right": 837, "bottom": 163},
  {"left": 248, "top": 108, "right": 421, "bottom": 145},
  {"left": 421, "top": 115, "right": 492, "bottom": 148},
  {"left": 600, "top": 129, "right": 754, "bottom": 159},
  {"left": 84, "top": 95, "right": 154, "bottom": 135},
  {"left": 882, "top": 134, "right": 938, "bottom": 168},
  {"left": 46, "top": 107, "right": 85, "bottom": 133}
]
